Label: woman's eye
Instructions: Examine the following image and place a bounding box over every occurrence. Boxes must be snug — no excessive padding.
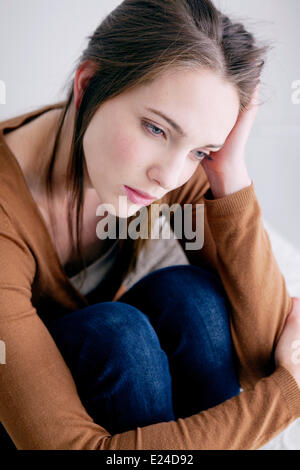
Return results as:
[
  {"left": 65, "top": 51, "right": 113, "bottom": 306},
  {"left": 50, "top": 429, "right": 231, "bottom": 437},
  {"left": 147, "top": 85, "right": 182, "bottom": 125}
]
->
[
  {"left": 143, "top": 121, "right": 165, "bottom": 137},
  {"left": 195, "top": 151, "right": 210, "bottom": 160},
  {"left": 143, "top": 120, "right": 210, "bottom": 162}
]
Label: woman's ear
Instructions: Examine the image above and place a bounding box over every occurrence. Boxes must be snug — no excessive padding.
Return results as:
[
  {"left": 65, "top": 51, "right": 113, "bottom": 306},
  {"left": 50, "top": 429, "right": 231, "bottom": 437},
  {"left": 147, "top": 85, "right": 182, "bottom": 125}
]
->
[{"left": 73, "top": 59, "right": 99, "bottom": 110}]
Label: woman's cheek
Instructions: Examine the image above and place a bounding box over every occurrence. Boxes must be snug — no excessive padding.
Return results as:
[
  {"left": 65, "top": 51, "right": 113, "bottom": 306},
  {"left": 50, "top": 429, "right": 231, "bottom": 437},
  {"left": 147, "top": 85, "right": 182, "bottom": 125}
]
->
[{"left": 114, "top": 132, "right": 143, "bottom": 166}]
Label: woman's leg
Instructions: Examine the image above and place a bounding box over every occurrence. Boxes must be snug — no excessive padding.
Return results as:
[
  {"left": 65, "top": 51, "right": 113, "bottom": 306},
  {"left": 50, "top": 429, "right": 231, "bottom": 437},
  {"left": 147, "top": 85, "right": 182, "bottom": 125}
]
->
[
  {"left": 117, "top": 264, "right": 241, "bottom": 419},
  {"left": 43, "top": 301, "right": 175, "bottom": 435},
  {"left": 0, "top": 264, "right": 240, "bottom": 447}
]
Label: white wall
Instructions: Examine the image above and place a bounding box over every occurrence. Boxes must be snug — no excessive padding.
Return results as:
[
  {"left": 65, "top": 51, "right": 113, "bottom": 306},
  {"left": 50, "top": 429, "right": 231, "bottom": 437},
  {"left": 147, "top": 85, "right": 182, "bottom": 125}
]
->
[
  {"left": 0, "top": 0, "right": 299, "bottom": 248},
  {"left": 214, "top": 0, "right": 300, "bottom": 250}
]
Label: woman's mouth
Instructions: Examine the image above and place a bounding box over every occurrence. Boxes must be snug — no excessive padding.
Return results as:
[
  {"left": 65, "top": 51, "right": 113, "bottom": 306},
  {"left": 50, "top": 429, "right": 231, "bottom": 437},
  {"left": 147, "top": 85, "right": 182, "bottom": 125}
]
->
[{"left": 123, "top": 185, "right": 156, "bottom": 206}]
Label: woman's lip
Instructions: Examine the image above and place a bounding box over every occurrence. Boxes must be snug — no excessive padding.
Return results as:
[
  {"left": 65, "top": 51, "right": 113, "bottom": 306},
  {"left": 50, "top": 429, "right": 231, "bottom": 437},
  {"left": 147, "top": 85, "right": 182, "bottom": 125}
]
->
[
  {"left": 124, "top": 186, "right": 156, "bottom": 205},
  {"left": 130, "top": 186, "right": 156, "bottom": 199}
]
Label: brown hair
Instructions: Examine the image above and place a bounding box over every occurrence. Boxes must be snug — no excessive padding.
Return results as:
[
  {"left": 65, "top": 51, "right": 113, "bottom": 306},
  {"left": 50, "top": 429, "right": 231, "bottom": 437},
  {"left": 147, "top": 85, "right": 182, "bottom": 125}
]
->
[{"left": 45, "top": 0, "right": 270, "bottom": 291}]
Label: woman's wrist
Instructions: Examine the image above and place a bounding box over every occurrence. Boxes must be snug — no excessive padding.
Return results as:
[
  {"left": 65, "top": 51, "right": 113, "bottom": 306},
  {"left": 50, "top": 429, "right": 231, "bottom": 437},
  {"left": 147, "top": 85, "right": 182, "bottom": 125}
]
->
[{"left": 204, "top": 163, "right": 252, "bottom": 199}]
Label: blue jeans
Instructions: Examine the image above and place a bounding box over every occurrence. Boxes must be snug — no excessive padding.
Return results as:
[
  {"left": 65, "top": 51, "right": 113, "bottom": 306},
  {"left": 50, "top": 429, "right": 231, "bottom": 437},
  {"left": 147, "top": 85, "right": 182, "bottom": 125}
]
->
[{"left": 0, "top": 264, "right": 240, "bottom": 446}]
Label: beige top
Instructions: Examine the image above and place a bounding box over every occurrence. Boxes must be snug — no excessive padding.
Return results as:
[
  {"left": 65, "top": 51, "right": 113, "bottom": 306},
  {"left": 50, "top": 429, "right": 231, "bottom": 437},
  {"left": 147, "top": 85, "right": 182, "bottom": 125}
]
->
[
  {"left": 68, "top": 238, "right": 119, "bottom": 295},
  {"left": 1, "top": 101, "right": 300, "bottom": 450}
]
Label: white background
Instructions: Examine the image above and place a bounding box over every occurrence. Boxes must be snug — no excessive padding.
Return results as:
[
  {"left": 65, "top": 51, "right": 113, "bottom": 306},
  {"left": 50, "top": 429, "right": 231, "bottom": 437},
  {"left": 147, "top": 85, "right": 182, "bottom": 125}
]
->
[{"left": 0, "top": 0, "right": 299, "bottom": 248}]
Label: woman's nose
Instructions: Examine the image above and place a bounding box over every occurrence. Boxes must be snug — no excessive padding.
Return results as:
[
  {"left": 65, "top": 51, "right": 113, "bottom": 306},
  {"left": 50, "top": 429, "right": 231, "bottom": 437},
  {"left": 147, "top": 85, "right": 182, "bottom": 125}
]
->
[{"left": 148, "top": 152, "right": 186, "bottom": 192}]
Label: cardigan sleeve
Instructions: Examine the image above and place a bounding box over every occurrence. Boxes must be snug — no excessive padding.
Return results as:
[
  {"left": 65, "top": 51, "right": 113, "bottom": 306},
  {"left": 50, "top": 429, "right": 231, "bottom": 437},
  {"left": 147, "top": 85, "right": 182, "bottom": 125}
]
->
[
  {"left": 171, "top": 168, "right": 294, "bottom": 390},
  {"left": 1, "top": 203, "right": 300, "bottom": 450}
]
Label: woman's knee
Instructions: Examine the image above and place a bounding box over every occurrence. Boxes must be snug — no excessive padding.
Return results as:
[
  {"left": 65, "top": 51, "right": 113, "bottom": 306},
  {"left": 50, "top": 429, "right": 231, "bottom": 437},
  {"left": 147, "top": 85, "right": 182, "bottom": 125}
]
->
[
  {"left": 45, "top": 301, "right": 166, "bottom": 369},
  {"left": 84, "top": 302, "right": 164, "bottom": 358},
  {"left": 46, "top": 301, "right": 174, "bottom": 418},
  {"left": 157, "top": 264, "right": 228, "bottom": 308},
  {"left": 118, "top": 264, "right": 236, "bottom": 367},
  {"left": 119, "top": 264, "right": 231, "bottom": 332}
]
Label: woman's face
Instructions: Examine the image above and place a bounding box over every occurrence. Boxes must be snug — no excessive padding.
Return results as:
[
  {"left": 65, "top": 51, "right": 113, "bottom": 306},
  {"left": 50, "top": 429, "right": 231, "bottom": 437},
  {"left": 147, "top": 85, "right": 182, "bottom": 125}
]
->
[{"left": 83, "top": 67, "right": 240, "bottom": 218}]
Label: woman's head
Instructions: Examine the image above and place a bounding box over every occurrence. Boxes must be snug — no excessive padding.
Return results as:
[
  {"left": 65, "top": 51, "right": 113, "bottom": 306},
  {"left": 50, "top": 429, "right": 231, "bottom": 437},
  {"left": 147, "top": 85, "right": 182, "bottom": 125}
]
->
[
  {"left": 80, "top": 65, "right": 240, "bottom": 218},
  {"left": 47, "top": 0, "right": 269, "bottom": 283}
]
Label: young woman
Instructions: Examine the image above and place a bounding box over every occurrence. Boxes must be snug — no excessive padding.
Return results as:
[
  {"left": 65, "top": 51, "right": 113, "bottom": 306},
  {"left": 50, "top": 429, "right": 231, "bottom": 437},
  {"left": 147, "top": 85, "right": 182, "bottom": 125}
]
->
[{"left": 0, "top": 0, "right": 300, "bottom": 450}]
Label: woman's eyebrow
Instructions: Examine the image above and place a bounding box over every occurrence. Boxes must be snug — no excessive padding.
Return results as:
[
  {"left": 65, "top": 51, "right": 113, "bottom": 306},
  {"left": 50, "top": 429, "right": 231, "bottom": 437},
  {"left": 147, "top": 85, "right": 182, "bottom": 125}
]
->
[{"left": 145, "top": 107, "right": 224, "bottom": 149}]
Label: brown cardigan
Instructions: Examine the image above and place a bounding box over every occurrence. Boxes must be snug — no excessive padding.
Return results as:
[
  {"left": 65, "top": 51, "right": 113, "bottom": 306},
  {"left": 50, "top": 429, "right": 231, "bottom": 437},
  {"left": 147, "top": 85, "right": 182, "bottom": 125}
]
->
[{"left": 0, "top": 102, "right": 300, "bottom": 450}]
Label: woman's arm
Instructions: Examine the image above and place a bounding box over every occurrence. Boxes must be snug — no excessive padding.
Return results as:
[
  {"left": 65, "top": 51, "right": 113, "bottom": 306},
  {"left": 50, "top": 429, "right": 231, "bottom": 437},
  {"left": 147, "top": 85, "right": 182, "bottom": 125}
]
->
[
  {"left": 170, "top": 84, "right": 294, "bottom": 390},
  {"left": 1, "top": 304, "right": 300, "bottom": 450},
  {"left": 1, "top": 204, "right": 300, "bottom": 450},
  {"left": 172, "top": 164, "right": 293, "bottom": 391}
]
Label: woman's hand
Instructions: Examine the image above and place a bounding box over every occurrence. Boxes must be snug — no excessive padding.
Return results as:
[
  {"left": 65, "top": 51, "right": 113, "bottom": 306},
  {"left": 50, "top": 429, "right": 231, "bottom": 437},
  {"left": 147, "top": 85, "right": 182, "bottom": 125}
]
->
[
  {"left": 201, "top": 83, "right": 260, "bottom": 198},
  {"left": 275, "top": 297, "right": 300, "bottom": 389}
]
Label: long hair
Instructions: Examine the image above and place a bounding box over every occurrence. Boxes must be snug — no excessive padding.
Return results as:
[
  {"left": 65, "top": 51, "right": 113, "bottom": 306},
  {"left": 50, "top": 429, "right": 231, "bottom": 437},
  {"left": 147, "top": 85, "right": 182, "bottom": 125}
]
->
[{"left": 45, "top": 0, "right": 270, "bottom": 290}]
